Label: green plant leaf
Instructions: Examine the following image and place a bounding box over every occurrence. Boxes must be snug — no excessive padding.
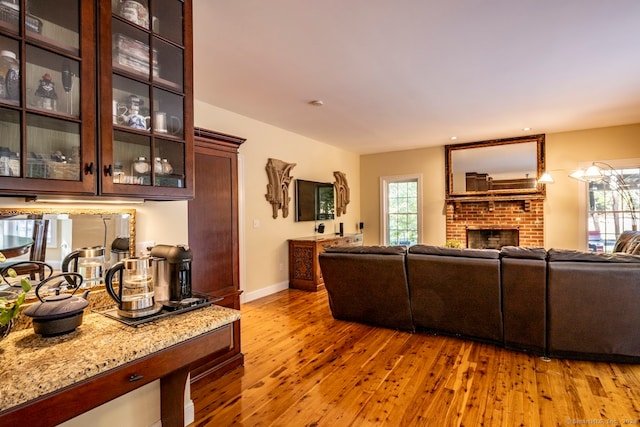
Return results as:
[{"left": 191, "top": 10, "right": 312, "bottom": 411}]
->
[
  {"left": 20, "top": 278, "right": 31, "bottom": 293},
  {"left": 0, "top": 309, "right": 11, "bottom": 326}
]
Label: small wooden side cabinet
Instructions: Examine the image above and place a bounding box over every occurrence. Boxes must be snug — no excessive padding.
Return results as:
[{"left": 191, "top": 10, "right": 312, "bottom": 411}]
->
[{"left": 289, "top": 233, "right": 363, "bottom": 291}]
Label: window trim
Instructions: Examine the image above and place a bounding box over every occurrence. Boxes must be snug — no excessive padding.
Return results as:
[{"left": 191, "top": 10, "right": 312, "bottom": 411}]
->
[
  {"left": 578, "top": 157, "right": 640, "bottom": 251},
  {"left": 380, "top": 173, "right": 423, "bottom": 246}
]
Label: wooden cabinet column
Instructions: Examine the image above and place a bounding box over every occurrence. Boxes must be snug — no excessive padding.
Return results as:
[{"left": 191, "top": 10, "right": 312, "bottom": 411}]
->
[{"left": 188, "top": 127, "right": 245, "bottom": 381}]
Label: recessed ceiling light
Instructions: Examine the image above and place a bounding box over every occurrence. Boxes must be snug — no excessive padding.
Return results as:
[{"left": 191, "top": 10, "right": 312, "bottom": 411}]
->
[
  {"left": 450, "top": 136, "right": 457, "bottom": 140},
  {"left": 309, "top": 100, "right": 324, "bottom": 107},
  {"left": 523, "top": 127, "right": 532, "bottom": 131}
]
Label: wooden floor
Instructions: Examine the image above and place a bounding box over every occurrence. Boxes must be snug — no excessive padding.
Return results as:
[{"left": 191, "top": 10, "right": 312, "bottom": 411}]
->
[{"left": 190, "top": 289, "right": 640, "bottom": 426}]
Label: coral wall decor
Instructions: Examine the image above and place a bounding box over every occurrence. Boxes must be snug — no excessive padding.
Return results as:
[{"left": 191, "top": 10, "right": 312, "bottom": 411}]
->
[
  {"left": 265, "top": 158, "right": 296, "bottom": 219},
  {"left": 333, "top": 171, "right": 350, "bottom": 217}
]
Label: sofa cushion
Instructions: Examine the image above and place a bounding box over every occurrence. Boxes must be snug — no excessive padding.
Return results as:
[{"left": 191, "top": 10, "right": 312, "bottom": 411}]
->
[
  {"left": 324, "top": 245, "right": 407, "bottom": 255},
  {"left": 548, "top": 248, "right": 640, "bottom": 263},
  {"left": 547, "top": 253, "right": 640, "bottom": 361},
  {"left": 500, "top": 246, "right": 547, "bottom": 260},
  {"left": 409, "top": 244, "right": 500, "bottom": 259},
  {"left": 501, "top": 249, "right": 547, "bottom": 354},
  {"left": 407, "top": 249, "right": 503, "bottom": 343},
  {"left": 319, "top": 250, "right": 414, "bottom": 331}
]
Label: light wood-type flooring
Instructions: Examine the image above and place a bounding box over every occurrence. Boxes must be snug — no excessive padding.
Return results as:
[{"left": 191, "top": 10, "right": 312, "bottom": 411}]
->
[{"left": 190, "top": 289, "right": 640, "bottom": 426}]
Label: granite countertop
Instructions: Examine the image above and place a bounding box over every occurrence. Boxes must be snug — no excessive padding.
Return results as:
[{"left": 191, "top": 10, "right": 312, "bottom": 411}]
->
[{"left": 0, "top": 303, "right": 241, "bottom": 412}]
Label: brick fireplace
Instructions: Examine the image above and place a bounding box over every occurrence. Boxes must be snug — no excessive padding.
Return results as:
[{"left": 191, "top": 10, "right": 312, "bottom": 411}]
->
[{"left": 446, "top": 199, "right": 544, "bottom": 248}]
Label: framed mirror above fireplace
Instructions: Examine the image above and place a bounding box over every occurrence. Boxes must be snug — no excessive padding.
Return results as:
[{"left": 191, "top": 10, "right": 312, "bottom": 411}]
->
[{"left": 445, "top": 134, "right": 546, "bottom": 200}]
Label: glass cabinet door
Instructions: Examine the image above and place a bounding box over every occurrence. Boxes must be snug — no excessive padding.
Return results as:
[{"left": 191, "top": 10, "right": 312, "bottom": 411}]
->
[
  {"left": 0, "top": 0, "right": 95, "bottom": 193},
  {"left": 102, "top": 0, "right": 192, "bottom": 199}
]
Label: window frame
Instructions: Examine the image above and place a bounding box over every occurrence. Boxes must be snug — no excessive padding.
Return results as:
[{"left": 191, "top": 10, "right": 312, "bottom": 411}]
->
[
  {"left": 578, "top": 158, "right": 640, "bottom": 252},
  {"left": 379, "top": 173, "right": 423, "bottom": 246}
]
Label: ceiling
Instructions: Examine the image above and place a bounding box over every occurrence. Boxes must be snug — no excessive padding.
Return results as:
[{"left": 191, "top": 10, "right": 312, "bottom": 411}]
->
[{"left": 192, "top": 1, "right": 640, "bottom": 155}]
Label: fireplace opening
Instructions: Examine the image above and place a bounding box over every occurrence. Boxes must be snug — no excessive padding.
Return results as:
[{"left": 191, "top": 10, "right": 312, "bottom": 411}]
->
[{"left": 466, "top": 228, "right": 519, "bottom": 249}]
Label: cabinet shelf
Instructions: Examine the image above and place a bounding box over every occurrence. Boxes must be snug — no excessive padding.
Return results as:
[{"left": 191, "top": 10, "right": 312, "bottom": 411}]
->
[{"left": 27, "top": 31, "right": 79, "bottom": 57}]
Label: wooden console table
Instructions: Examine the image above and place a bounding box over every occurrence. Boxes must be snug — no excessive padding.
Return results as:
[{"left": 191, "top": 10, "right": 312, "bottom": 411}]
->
[
  {"left": 0, "top": 305, "right": 240, "bottom": 427},
  {"left": 289, "top": 233, "right": 363, "bottom": 291}
]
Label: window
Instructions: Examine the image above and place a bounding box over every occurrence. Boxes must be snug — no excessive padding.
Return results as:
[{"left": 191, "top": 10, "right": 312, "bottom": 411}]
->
[
  {"left": 587, "top": 166, "right": 640, "bottom": 252},
  {"left": 380, "top": 175, "right": 422, "bottom": 246}
]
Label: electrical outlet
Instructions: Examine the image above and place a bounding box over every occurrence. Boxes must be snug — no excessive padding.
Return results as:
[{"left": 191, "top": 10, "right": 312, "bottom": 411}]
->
[{"left": 279, "top": 262, "right": 284, "bottom": 271}]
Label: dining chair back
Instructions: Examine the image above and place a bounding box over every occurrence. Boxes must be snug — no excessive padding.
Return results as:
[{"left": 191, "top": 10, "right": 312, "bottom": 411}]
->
[{"left": 12, "top": 219, "right": 49, "bottom": 281}]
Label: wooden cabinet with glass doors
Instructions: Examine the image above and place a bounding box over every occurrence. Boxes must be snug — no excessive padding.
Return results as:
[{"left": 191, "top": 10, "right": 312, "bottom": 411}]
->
[
  {"left": 0, "top": 0, "right": 193, "bottom": 200},
  {"left": 0, "top": 1, "right": 97, "bottom": 195},
  {"left": 98, "top": 0, "right": 193, "bottom": 199}
]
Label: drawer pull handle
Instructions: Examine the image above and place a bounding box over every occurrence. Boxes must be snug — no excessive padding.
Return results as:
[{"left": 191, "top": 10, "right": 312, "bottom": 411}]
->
[{"left": 129, "top": 374, "right": 144, "bottom": 382}]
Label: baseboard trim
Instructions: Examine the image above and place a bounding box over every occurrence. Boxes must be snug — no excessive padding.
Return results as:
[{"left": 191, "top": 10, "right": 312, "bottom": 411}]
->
[
  {"left": 184, "top": 399, "right": 195, "bottom": 425},
  {"left": 241, "top": 281, "right": 289, "bottom": 303}
]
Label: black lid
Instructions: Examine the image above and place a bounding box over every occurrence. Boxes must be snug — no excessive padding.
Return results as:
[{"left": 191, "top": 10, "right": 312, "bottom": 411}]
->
[
  {"left": 111, "top": 237, "right": 130, "bottom": 251},
  {"left": 150, "top": 244, "right": 192, "bottom": 264}
]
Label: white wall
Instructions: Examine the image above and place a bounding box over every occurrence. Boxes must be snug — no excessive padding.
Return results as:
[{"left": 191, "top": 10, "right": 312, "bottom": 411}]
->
[
  {"left": 194, "top": 100, "right": 361, "bottom": 301},
  {"left": 360, "top": 123, "right": 640, "bottom": 249}
]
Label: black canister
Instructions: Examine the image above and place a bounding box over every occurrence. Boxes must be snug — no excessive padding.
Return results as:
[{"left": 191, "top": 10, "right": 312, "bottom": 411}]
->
[{"left": 149, "top": 244, "right": 192, "bottom": 302}]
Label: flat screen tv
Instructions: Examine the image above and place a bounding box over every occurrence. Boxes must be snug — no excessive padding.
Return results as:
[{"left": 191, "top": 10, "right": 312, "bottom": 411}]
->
[{"left": 295, "top": 179, "right": 335, "bottom": 222}]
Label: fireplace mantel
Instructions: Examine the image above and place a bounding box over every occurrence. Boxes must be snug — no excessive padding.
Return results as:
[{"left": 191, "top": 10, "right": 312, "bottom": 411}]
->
[{"left": 448, "top": 194, "right": 545, "bottom": 213}]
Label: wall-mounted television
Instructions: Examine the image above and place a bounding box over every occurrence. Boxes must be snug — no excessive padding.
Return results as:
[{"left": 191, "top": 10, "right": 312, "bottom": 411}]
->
[{"left": 295, "top": 179, "right": 335, "bottom": 222}]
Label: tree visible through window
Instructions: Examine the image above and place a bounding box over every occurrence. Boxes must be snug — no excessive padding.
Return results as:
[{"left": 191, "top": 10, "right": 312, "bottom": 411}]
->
[
  {"left": 587, "top": 166, "right": 640, "bottom": 252},
  {"left": 386, "top": 179, "right": 419, "bottom": 246}
]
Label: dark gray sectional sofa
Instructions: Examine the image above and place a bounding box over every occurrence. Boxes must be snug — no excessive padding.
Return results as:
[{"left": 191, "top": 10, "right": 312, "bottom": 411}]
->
[
  {"left": 318, "top": 233, "right": 640, "bottom": 363},
  {"left": 318, "top": 245, "right": 414, "bottom": 332}
]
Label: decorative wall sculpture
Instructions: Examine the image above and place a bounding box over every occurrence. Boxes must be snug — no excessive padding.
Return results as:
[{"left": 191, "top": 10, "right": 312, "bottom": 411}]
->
[
  {"left": 333, "top": 171, "right": 350, "bottom": 217},
  {"left": 265, "top": 158, "right": 296, "bottom": 219}
]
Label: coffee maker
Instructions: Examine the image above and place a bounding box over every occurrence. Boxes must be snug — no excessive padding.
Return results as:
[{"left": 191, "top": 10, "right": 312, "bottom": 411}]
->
[{"left": 150, "top": 244, "right": 193, "bottom": 308}]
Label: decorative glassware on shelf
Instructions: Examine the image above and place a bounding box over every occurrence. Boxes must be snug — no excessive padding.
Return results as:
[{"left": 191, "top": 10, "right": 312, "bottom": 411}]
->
[
  {"left": 154, "top": 157, "right": 162, "bottom": 175},
  {"left": 34, "top": 73, "right": 58, "bottom": 111},
  {"left": 0, "top": 1, "right": 43, "bottom": 33},
  {"left": 113, "top": 161, "right": 125, "bottom": 183},
  {"left": 132, "top": 156, "right": 150, "bottom": 176},
  {"left": 0, "top": 146, "right": 19, "bottom": 177},
  {"left": 118, "top": 1, "right": 150, "bottom": 28},
  {"left": 0, "top": 50, "right": 20, "bottom": 102},
  {"left": 161, "top": 158, "right": 172, "bottom": 174}
]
